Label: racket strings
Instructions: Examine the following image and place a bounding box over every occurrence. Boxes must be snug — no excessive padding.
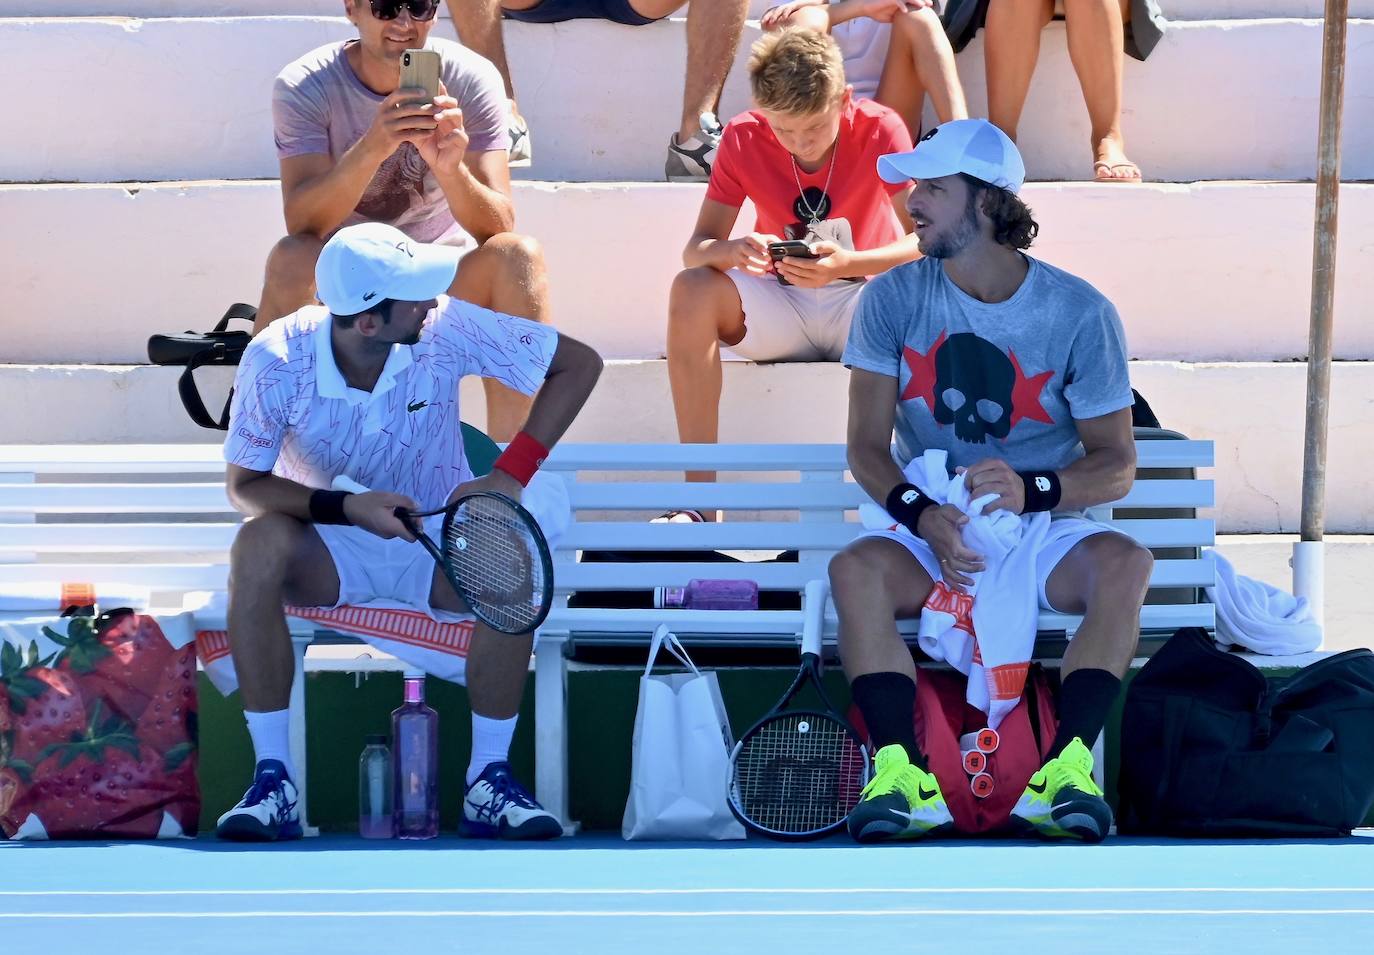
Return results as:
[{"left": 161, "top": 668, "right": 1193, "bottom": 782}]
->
[
  {"left": 733, "top": 713, "right": 864, "bottom": 835},
  {"left": 443, "top": 496, "right": 546, "bottom": 632}
]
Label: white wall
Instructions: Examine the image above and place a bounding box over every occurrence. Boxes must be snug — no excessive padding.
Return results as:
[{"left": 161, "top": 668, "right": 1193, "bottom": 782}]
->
[
  {"left": 3, "top": 180, "right": 1371, "bottom": 364},
  {"left": 1, "top": 17, "right": 1370, "bottom": 183}
]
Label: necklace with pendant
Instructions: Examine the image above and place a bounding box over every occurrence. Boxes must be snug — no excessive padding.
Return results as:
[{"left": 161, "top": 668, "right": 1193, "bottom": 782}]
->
[{"left": 791, "top": 138, "right": 839, "bottom": 228}]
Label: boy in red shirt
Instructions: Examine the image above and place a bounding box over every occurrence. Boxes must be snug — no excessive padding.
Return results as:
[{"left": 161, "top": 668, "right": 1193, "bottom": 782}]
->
[{"left": 666, "top": 29, "right": 919, "bottom": 487}]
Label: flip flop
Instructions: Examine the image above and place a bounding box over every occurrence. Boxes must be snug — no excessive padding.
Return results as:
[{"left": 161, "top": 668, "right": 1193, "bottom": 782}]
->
[{"left": 1093, "top": 160, "right": 1143, "bottom": 183}]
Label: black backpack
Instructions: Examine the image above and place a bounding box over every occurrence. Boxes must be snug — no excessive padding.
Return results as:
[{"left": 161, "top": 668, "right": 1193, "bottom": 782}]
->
[{"left": 1118, "top": 627, "right": 1374, "bottom": 837}]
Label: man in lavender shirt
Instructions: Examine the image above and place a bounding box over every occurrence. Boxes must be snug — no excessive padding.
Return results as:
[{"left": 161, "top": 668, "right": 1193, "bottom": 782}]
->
[{"left": 255, "top": 0, "right": 550, "bottom": 440}]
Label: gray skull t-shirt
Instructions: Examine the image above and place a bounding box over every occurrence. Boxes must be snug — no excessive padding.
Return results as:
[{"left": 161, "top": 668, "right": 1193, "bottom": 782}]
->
[{"left": 842, "top": 255, "right": 1133, "bottom": 473}]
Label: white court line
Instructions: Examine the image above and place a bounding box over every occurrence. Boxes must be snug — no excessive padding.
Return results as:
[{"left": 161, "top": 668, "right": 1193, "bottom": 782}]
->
[
  {"left": 3, "top": 909, "right": 1374, "bottom": 919},
  {"left": 2, "top": 886, "right": 1372, "bottom": 897}
]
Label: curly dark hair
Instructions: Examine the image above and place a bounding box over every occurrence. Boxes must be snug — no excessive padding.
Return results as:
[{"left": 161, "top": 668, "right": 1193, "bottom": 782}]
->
[{"left": 959, "top": 174, "right": 1039, "bottom": 250}]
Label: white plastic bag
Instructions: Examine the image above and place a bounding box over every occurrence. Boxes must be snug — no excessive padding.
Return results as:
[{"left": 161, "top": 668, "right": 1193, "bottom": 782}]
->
[{"left": 621, "top": 625, "right": 746, "bottom": 840}]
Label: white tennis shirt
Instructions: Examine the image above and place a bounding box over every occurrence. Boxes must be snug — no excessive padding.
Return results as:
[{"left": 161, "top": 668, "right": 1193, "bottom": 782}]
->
[{"left": 223, "top": 297, "right": 558, "bottom": 511}]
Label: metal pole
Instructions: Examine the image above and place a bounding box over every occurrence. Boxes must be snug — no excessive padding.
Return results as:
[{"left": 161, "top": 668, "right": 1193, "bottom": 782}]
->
[{"left": 1294, "top": 0, "right": 1348, "bottom": 632}]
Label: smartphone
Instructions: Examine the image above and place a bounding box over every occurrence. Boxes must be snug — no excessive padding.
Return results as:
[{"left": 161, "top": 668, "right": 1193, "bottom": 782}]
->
[
  {"left": 767, "top": 240, "right": 818, "bottom": 261},
  {"left": 399, "top": 49, "right": 442, "bottom": 107},
  {"left": 767, "top": 240, "right": 818, "bottom": 286}
]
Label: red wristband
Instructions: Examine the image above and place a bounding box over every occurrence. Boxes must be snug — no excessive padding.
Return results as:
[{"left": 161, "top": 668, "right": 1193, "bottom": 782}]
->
[{"left": 493, "top": 431, "right": 549, "bottom": 487}]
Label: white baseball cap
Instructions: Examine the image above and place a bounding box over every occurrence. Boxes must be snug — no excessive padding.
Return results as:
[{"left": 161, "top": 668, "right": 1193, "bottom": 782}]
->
[
  {"left": 315, "top": 222, "right": 461, "bottom": 317},
  {"left": 878, "top": 118, "right": 1026, "bottom": 194}
]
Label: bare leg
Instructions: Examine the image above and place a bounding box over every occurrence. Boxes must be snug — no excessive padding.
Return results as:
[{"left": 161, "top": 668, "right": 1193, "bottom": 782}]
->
[
  {"left": 1044, "top": 533, "right": 1154, "bottom": 679},
  {"left": 763, "top": 3, "right": 829, "bottom": 32},
  {"left": 666, "top": 267, "right": 746, "bottom": 484},
  {"left": 227, "top": 514, "right": 341, "bottom": 713},
  {"left": 426, "top": 564, "right": 533, "bottom": 719},
  {"left": 448, "top": 0, "right": 522, "bottom": 114},
  {"left": 254, "top": 234, "right": 325, "bottom": 334},
  {"left": 631, "top": 0, "right": 748, "bottom": 141},
  {"left": 876, "top": 5, "right": 969, "bottom": 137},
  {"left": 449, "top": 232, "right": 551, "bottom": 442},
  {"left": 1063, "top": 0, "right": 1138, "bottom": 180},
  {"left": 983, "top": 0, "right": 1055, "bottom": 141},
  {"left": 829, "top": 537, "right": 934, "bottom": 681}
]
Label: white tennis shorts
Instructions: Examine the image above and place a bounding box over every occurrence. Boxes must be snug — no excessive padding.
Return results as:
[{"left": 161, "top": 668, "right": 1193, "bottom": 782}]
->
[
  {"left": 726, "top": 270, "right": 867, "bottom": 361},
  {"left": 863, "top": 515, "right": 1121, "bottom": 613},
  {"left": 314, "top": 514, "right": 468, "bottom": 621}
]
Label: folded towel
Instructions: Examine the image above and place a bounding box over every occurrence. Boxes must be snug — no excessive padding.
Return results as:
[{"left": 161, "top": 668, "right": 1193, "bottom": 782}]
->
[{"left": 1206, "top": 549, "right": 1322, "bottom": 655}]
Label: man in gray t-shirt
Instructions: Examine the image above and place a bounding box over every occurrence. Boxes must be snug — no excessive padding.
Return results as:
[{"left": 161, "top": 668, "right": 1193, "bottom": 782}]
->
[
  {"left": 250, "top": 0, "right": 551, "bottom": 442},
  {"left": 831, "top": 120, "right": 1152, "bottom": 847}
]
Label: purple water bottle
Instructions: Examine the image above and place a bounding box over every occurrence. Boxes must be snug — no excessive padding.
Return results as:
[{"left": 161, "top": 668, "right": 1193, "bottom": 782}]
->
[
  {"left": 655, "top": 578, "right": 760, "bottom": 610},
  {"left": 392, "top": 670, "right": 439, "bottom": 840}
]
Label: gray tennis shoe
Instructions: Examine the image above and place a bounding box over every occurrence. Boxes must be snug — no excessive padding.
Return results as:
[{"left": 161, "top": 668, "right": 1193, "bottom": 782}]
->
[{"left": 665, "top": 112, "right": 724, "bottom": 183}]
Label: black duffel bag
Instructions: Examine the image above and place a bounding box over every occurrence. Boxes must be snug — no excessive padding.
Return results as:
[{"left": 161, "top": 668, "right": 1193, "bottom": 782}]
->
[
  {"left": 147, "top": 303, "right": 256, "bottom": 431},
  {"left": 1118, "top": 627, "right": 1374, "bottom": 837}
]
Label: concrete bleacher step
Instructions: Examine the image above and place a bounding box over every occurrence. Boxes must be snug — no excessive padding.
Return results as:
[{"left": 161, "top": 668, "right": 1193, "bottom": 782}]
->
[
  {"left": 1, "top": 16, "right": 1370, "bottom": 183},
  {"left": 3, "top": 358, "right": 1372, "bottom": 535},
  {"left": 3, "top": 180, "right": 1371, "bottom": 364}
]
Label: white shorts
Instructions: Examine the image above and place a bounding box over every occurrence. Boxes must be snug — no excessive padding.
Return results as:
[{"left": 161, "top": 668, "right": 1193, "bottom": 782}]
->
[
  {"left": 862, "top": 515, "right": 1120, "bottom": 613},
  {"left": 314, "top": 515, "right": 468, "bottom": 621},
  {"left": 726, "top": 270, "right": 866, "bottom": 361}
]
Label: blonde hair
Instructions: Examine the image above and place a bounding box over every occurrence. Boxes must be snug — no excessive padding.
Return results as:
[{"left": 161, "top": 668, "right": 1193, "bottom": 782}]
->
[{"left": 748, "top": 29, "right": 847, "bottom": 115}]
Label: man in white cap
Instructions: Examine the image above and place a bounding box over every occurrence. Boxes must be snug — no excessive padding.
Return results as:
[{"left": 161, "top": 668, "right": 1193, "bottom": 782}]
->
[
  {"left": 216, "top": 222, "right": 602, "bottom": 841},
  {"left": 832, "top": 118, "right": 1149, "bottom": 843}
]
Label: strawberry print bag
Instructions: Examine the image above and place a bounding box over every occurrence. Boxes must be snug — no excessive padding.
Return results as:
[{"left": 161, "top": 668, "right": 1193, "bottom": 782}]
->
[{"left": 1, "top": 609, "right": 200, "bottom": 839}]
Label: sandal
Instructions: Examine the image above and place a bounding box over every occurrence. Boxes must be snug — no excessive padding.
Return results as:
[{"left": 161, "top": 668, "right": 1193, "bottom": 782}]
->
[{"left": 1093, "top": 160, "right": 1143, "bottom": 183}]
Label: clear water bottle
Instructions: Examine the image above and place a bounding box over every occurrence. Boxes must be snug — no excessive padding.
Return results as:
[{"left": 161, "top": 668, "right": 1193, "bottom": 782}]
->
[
  {"left": 392, "top": 671, "right": 439, "bottom": 840},
  {"left": 654, "top": 578, "right": 759, "bottom": 611},
  {"left": 358, "top": 734, "right": 394, "bottom": 839}
]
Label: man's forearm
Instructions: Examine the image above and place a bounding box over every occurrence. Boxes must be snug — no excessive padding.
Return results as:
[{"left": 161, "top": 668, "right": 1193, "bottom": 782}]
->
[
  {"left": 1054, "top": 446, "right": 1136, "bottom": 511},
  {"left": 683, "top": 235, "right": 734, "bottom": 271},
  {"left": 825, "top": 0, "right": 864, "bottom": 25},
  {"left": 227, "top": 473, "right": 318, "bottom": 520},
  {"left": 849, "top": 442, "right": 908, "bottom": 512},
  {"left": 282, "top": 140, "right": 388, "bottom": 236},
  {"left": 435, "top": 162, "right": 515, "bottom": 243},
  {"left": 841, "top": 233, "right": 922, "bottom": 278}
]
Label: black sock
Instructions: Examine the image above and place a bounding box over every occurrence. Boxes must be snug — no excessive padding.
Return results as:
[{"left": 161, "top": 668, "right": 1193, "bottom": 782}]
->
[
  {"left": 1048, "top": 668, "right": 1123, "bottom": 760},
  {"left": 850, "top": 672, "right": 926, "bottom": 770}
]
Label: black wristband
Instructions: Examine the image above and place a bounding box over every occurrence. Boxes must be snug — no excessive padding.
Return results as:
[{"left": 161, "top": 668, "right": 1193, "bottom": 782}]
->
[
  {"left": 308, "top": 489, "right": 353, "bottom": 525},
  {"left": 1018, "top": 470, "right": 1062, "bottom": 512},
  {"left": 886, "top": 482, "right": 937, "bottom": 538}
]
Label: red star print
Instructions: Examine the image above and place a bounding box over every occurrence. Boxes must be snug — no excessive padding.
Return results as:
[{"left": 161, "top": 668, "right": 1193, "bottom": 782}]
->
[
  {"left": 900, "top": 331, "right": 946, "bottom": 414},
  {"left": 1008, "top": 349, "right": 1055, "bottom": 428}
]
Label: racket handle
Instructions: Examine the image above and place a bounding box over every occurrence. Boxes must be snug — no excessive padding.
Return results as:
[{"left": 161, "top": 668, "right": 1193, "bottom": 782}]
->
[{"left": 332, "top": 475, "right": 370, "bottom": 495}]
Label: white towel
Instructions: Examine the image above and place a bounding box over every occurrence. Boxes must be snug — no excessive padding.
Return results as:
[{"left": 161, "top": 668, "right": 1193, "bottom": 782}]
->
[
  {"left": 1206, "top": 549, "right": 1322, "bottom": 655},
  {"left": 860, "top": 450, "right": 1050, "bottom": 729}
]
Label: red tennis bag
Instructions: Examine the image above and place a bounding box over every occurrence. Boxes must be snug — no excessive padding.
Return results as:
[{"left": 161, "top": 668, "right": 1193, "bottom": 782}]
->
[{"left": 850, "top": 664, "right": 1057, "bottom": 834}]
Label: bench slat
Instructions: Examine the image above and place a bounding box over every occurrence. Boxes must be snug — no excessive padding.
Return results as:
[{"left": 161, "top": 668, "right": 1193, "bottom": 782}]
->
[
  {"left": 0, "top": 477, "right": 1215, "bottom": 515},
  {"left": 0, "top": 517, "right": 1216, "bottom": 553}
]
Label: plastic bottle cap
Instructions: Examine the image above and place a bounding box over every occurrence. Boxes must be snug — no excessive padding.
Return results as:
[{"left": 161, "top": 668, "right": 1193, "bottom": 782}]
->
[
  {"left": 365, "top": 734, "right": 389, "bottom": 745},
  {"left": 970, "top": 773, "right": 995, "bottom": 798},
  {"left": 963, "top": 750, "right": 986, "bottom": 775},
  {"left": 976, "top": 728, "right": 1000, "bottom": 753}
]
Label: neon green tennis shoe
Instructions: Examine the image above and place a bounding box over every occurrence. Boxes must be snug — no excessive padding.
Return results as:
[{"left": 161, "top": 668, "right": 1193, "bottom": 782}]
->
[
  {"left": 846, "top": 744, "right": 954, "bottom": 843},
  {"left": 1010, "top": 737, "right": 1113, "bottom": 842}
]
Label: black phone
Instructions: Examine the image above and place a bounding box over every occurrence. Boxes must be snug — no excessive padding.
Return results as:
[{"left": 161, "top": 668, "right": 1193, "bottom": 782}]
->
[
  {"left": 767, "top": 240, "right": 818, "bottom": 286},
  {"left": 767, "top": 240, "right": 818, "bottom": 261}
]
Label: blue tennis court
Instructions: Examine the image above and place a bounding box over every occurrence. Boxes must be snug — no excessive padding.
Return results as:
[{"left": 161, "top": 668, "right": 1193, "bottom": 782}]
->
[{"left": 4, "top": 833, "right": 1371, "bottom": 953}]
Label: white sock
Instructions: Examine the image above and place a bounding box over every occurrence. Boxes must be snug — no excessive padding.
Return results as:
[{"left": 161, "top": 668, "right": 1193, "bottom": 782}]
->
[
  {"left": 244, "top": 709, "right": 296, "bottom": 782},
  {"left": 467, "top": 712, "right": 518, "bottom": 786}
]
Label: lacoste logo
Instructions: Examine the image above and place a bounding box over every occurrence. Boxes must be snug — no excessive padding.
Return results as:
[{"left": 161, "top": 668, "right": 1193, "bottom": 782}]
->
[
  {"left": 407, "top": 400, "right": 429, "bottom": 413},
  {"left": 362, "top": 291, "right": 378, "bottom": 302}
]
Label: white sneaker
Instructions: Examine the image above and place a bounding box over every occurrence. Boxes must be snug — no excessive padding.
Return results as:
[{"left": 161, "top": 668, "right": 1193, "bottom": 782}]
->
[
  {"left": 215, "top": 760, "right": 302, "bottom": 841},
  {"left": 460, "top": 761, "right": 562, "bottom": 840},
  {"left": 665, "top": 112, "right": 723, "bottom": 183}
]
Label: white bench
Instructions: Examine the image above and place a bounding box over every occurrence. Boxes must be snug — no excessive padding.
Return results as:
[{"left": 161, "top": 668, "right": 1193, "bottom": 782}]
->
[{"left": 0, "top": 436, "right": 1231, "bottom": 829}]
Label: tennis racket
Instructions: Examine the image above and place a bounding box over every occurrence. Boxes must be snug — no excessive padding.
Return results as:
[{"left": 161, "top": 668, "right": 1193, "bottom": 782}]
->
[
  {"left": 331, "top": 476, "right": 553, "bottom": 635},
  {"left": 727, "top": 581, "right": 870, "bottom": 839}
]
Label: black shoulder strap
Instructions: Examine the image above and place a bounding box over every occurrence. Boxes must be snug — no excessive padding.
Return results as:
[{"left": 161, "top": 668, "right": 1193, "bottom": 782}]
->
[{"left": 177, "top": 344, "right": 235, "bottom": 431}]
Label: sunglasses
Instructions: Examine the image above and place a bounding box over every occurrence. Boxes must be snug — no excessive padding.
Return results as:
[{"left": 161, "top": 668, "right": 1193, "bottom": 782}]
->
[{"left": 368, "top": 0, "right": 440, "bottom": 21}]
